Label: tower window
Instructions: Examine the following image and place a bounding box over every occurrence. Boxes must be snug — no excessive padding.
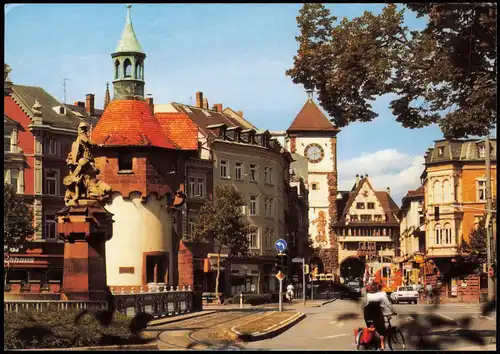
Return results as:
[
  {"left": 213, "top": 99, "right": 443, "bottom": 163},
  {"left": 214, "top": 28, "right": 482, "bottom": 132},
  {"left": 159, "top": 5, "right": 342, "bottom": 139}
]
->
[
  {"left": 115, "top": 60, "right": 120, "bottom": 79},
  {"left": 124, "top": 59, "right": 132, "bottom": 78},
  {"left": 118, "top": 154, "right": 133, "bottom": 171},
  {"left": 136, "top": 62, "right": 143, "bottom": 79}
]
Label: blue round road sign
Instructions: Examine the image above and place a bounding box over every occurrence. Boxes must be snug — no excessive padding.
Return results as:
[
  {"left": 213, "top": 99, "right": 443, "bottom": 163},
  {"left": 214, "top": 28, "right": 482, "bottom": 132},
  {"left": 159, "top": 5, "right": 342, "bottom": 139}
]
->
[{"left": 275, "top": 239, "right": 287, "bottom": 252}]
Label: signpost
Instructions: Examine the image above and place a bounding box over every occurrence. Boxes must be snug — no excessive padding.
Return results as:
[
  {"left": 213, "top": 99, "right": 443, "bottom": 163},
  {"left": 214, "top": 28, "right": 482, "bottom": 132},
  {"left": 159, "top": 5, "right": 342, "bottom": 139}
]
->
[
  {"left": 488, "top": 266, "right": 494, "bottom": 278},
  {"left": 275, "top": 240, "right": 288, "bottom": 312},
  {"left": 293, "top": 257, "right": 306, "bottom": 305},
  {"left": 275, "top": 239, "right": 287, "bottom": 253},
  {"left": 276, "top": 271, "right": 285, "bottom": 312}
]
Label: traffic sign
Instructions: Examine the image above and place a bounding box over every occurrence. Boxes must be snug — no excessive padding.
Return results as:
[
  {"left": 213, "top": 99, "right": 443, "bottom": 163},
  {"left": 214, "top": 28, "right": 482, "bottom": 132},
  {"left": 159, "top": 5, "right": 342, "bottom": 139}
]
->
[
  {"left": 292, "top": 257, "right": 304, "bottom": 263},
  {"left": 489, "top": 266, "right": 494, "bottom": 278},
  {"left": 275, "top": 271, "right": 285, "bottom": 281},
  {"left": 275, "top": 239, "right": 287, "bottom": 252}
]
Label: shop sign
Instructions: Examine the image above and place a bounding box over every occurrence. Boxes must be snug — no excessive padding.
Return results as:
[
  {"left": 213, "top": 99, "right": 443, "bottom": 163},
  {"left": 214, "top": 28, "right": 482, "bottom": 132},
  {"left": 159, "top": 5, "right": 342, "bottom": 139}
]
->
[
  {"left": 451, "top": 279, "right": 458, "bottom": 296},
  {"left": 4, "top": 256, "right": 35, "bottom": 264}
]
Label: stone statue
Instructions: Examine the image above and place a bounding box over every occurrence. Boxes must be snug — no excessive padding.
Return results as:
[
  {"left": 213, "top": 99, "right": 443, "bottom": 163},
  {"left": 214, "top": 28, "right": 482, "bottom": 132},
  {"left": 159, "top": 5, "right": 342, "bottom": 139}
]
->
[
  {"left": 312, "top": 211, "right": 328, "bottom": 245},
  {"left": 63, "top": 121, "right": 111, "bottom": 206}
]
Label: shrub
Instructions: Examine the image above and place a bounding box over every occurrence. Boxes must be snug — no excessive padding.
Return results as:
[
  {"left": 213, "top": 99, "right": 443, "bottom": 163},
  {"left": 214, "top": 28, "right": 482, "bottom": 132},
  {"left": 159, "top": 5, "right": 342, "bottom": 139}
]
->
[{"left": 4, "top": 309, "right": 144, "bottom": 349}]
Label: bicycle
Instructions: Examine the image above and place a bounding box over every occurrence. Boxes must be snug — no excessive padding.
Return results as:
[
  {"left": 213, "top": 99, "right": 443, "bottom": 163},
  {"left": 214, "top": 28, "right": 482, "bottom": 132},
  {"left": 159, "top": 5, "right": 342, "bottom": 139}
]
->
[
  {"left": 384, "top": 313, "right": 406, "bottom": 351},
  {"left": 356, "top": 313, "right": 406, "bottom": 351}
]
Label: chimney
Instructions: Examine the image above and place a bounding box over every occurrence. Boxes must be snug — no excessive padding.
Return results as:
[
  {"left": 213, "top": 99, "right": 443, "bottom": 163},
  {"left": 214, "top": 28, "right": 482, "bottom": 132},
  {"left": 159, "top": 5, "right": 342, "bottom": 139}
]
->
[
  {"left": 195, "top": 91, "right": 203, "bottom": 108},
  {"left": 237, "top": 110, "right": 244, "bottom": 118},
  {"left": 213, "top": 103, "right": 223, "bottom": 112},
  {"left": 146, "top": 97, "right": 154, "bottom": 113},
  {"left": 74, "top": 101, "right": 85, "bottom": 107},
  {"left": 203, "top": 98, "right": 209, "bottom": 110},
  {"left": 355, "top": 174, "right": 360, "bottom": 187},
  {"left": 85, "top": 94, "right": 95, "bottom": 115},
  {"left": 386, "top": 187, "right": 390, "bottom": 195}
]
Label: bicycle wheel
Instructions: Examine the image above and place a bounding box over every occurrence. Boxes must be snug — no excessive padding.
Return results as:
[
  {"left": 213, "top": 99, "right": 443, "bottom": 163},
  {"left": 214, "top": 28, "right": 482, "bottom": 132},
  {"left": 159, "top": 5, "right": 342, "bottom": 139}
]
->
[{"left": 388, "top": 328, "right": 406, "bottom": 351}]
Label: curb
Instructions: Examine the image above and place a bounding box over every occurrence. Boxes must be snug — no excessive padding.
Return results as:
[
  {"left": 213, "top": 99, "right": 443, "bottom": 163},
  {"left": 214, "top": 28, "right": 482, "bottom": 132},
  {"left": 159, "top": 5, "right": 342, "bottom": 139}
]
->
[
  {"left": 21, "top": 344, "right": 159, "bottom": 351},
  {"left": 321, "top": 298, "right": 337, "bottom": 306},
  {"left": 147, "top": 310, "right": 216, "bottom": 327},
  {"left": 231, "top": 312, "right": 306, "bottom": 342}
]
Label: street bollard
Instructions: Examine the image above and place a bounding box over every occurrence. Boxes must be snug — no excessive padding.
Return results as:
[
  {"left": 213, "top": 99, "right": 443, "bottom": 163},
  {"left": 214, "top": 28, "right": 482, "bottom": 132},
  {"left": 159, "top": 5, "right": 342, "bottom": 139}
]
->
[{"left": 240, "top": 293, "right": 243, "bottom": 308}]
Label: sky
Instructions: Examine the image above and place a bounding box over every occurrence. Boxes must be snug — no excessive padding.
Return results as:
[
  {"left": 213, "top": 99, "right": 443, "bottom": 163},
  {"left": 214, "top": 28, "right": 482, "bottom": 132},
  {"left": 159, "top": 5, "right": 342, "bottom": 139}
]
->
[{"left": 5, "top": 3, "right": 447, "bottom": 205}]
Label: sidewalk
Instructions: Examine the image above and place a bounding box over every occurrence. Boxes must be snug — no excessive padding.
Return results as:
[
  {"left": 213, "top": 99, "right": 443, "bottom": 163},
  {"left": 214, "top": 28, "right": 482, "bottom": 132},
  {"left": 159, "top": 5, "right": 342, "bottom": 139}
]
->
[{"left": 453, "top": 344, "right": 496, "bottom": 351}]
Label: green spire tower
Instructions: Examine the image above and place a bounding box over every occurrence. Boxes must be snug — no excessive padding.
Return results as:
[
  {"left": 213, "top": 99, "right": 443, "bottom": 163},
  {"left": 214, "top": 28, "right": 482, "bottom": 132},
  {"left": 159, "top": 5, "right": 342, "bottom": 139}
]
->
[{"left": 111, "top": 4, "right": 146, "bottom": 100}]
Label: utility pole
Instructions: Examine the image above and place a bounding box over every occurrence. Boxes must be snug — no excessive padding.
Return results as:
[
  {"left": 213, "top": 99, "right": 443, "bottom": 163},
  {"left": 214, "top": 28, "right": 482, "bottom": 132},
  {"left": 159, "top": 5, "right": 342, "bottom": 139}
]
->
[{"left": 485, "top": 135, "right": 495, "bottom": 301}]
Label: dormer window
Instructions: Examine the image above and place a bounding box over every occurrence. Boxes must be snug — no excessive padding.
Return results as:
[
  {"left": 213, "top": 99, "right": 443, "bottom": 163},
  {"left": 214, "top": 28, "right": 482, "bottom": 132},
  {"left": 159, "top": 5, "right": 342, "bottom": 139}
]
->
[
  {"left": 479, "top": 145, "right": 486, "bottom": 158},
  {"left": 52, "top": 106, "right": 66, "bottom": 115},
  {"left": 437, "top": 147, "right": 444, "bottom": 156}
]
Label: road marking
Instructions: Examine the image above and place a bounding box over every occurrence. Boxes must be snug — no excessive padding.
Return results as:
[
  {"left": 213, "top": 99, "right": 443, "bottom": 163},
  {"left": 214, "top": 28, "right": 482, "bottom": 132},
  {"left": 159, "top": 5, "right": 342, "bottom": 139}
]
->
[
  {"left": 437, "top": 313, "right": 459, "bottom": 325},
  {"left": 318, "top": 333, "right": 350, "bottom": 339}
]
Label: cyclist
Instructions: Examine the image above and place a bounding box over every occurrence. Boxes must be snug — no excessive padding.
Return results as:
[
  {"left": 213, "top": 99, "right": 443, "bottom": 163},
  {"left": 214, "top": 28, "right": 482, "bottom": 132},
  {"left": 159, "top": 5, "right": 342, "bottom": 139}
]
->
[{"left": 363, "top": 282, "right": 396, "bottom": 350}]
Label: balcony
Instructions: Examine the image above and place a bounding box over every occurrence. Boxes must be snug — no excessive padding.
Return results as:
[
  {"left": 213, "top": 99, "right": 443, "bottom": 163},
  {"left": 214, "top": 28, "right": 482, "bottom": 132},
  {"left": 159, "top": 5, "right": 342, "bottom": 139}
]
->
[{"left": 338, "top": 236, "right": 392, "bottom": 242}]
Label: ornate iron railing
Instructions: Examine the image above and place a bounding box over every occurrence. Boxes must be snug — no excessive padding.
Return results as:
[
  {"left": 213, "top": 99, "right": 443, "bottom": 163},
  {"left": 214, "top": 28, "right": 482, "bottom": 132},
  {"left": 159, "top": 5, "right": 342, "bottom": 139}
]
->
[
  {"left": 111, "top": 286, "right": 194, "bottom": 319},
  {"left": 4, "top": 300, "right": 107, "bottom": 312},
  {"left": 4, "top": 286, "right": 196, "bottom": 319}
]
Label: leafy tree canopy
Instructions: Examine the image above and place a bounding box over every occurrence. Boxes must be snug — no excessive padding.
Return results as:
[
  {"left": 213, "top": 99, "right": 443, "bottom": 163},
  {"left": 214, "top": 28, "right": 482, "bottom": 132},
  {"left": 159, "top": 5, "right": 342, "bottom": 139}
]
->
[
  {"left": 460, "top": 217, "right": 487, "bottom": 265},
  {"left": 4, "top": 183, "right": 36, "bottom": 252},
  {"left": 191, "top": 185, "right": 253, "bottom": 255},
  {"left": 286, "top": 3, "right": 497, "bottom": 139}
]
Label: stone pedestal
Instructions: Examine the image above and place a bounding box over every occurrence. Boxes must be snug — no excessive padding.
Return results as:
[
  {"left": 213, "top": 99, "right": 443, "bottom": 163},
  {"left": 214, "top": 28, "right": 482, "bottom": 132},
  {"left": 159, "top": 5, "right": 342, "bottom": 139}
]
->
[{"left": 57, "top": 200, "right": 113, "bottom": 301}]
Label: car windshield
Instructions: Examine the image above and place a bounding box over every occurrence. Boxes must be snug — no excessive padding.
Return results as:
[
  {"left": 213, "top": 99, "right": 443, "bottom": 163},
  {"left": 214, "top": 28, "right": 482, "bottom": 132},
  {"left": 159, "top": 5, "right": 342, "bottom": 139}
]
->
[{"left": 400, "top": 287, "right": 412, "bottom": 291}]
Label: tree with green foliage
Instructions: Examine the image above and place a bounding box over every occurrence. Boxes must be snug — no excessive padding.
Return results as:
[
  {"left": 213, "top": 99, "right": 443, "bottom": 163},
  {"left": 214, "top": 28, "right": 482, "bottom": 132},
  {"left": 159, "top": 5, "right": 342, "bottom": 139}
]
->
[
  {"left": 286, "top": 3, "right": 496, "bottom": 139},
  {"left": 191, "top": 185, "right": 254, "bottom": 302},
  {"left": 460, "top": 217, "right": 487, "bottom": 267},
  {"left": 4, "top": 183, "right": 37, "bottom": 285}
]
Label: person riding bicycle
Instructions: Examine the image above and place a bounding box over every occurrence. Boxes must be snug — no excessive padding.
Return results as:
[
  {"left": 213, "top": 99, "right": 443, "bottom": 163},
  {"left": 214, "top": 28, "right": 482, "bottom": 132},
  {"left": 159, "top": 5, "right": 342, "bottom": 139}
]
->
[{"left": 362, "top": 282, "right": 396, "bottom": 350}]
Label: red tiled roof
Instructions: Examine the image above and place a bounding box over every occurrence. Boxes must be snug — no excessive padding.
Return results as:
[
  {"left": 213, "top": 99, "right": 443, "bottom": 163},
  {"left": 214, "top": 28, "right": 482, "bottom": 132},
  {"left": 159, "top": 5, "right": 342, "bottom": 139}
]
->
[
  {"left": 404, "top": 185, "right": 424, "bottom": 198},
  {"left": 287, "top": 99, "right": 339, "bottom": 132},
  {"left": 92, "top": 100, "right": 177, "bottom": 149},
  {"left": 155, "top": 112, "right": 198, "bottom": 150}
]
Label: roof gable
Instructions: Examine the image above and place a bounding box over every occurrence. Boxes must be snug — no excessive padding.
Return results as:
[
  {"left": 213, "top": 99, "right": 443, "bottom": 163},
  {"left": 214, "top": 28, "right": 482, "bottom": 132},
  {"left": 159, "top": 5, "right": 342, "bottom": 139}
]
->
[
  {"left": 287, "top": 99, "right": 339, "bottom": 133},
  {"left": 337, "top": 177, "right": 400, "bottom": 224}
]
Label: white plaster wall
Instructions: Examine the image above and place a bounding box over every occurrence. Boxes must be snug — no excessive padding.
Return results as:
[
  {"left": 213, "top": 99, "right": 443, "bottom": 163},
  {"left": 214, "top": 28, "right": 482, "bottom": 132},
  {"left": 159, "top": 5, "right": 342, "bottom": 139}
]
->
[
  {"left": 347, "top": 182, "right": 386, "bottom": 217},
  {"left": 104, "top": 193, "right": 173, "bottom": 286},
  {"left": 308, "top": 174, "right": 328, "bottom": 207}
]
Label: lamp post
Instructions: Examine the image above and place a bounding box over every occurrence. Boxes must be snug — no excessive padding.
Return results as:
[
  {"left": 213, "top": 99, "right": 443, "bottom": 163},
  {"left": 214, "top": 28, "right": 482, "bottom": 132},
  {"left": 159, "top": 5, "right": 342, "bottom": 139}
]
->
[{"left": 485, "top": 135, "right": 495, "bottom": 301}]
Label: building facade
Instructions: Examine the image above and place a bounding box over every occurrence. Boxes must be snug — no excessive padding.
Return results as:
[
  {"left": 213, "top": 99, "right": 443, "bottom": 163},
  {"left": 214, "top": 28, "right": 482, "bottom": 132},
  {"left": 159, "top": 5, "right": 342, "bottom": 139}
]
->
[
  {"left": 420, "top": 138, "right": 497, "bottom": 303},
  {"left": 155, "top": 95, "right": 293, "bottom": 295},
  {"left": 398, "top": 186, "right": 425, "bottom": 286},
  {"left": 332, "top": 175, "right": 401, "bottom": 289},
  {"left": 283, "top": 96, "right": 340, "bottom": 276},
  {"left": 4, "top": 64, "right": 95, "bottom": 297}
]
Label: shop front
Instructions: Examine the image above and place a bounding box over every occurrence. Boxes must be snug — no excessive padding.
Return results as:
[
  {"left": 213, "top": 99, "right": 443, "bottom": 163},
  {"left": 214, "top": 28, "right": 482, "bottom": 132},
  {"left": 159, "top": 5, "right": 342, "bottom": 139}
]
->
[
  {"left": 230, "top": 263, "right": 259, "bottom": 295},
  {"left": 4, "top": 253, "right": 64, "bottom": 299},
  {"left": 422, "top": 256, "right": 481, "bottom": 303}
]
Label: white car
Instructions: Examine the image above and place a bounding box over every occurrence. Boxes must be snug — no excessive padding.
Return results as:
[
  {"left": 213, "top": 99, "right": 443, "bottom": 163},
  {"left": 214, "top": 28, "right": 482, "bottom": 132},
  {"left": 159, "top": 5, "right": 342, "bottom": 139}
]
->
[{"left": 390, "top": 286, "right": 419, "bottom": 304}]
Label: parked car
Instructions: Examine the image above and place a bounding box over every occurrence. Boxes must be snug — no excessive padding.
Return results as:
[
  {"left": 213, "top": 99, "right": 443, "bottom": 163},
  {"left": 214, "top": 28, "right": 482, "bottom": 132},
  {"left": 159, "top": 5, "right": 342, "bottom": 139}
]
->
[
  {"left": 340, "top": 281, "right": 362, "bottom": 299},
  {"left": 390, "top": 286, "right": 419, "bottom": 304}
]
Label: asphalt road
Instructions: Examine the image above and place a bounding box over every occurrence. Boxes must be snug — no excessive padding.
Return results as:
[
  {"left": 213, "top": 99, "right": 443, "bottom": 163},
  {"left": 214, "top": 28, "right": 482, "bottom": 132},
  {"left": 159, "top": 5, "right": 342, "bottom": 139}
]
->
[{"left": 243, "top": 300, "right": 497, "bottom": 351}]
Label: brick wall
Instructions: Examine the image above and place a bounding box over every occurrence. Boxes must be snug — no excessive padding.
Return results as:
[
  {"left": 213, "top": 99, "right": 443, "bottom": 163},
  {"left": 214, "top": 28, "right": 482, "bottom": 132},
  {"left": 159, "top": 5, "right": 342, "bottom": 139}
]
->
[{"left": 178, "top": 240, "right": 194, "bottom": 288}]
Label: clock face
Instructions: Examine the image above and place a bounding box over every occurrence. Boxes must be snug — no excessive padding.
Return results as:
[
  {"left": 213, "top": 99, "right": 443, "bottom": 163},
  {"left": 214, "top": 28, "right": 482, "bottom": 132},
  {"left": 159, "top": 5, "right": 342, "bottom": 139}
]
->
[{"left": 304, "top": 143, "right": 325, "bottom": 163}]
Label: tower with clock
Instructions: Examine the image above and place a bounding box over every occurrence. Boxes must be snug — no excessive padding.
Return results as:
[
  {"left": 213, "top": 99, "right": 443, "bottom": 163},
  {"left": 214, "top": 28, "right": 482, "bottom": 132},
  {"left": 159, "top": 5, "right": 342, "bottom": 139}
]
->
[{"left": 285, "top": 93, "right": 341, "bottom": 276}]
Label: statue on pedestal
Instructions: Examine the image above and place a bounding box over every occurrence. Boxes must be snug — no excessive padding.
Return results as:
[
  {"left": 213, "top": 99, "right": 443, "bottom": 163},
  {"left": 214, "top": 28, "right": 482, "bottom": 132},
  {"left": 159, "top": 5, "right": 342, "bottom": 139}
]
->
[{"left": 63, "top": 121, "right": 112, "bottom": 206}]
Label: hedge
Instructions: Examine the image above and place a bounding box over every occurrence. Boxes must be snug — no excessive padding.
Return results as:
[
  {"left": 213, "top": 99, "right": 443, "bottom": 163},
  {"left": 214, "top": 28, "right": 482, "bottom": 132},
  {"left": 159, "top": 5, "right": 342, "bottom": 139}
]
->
[{"left": 4, "top": 309, "right": 152, "bottom": 349}]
